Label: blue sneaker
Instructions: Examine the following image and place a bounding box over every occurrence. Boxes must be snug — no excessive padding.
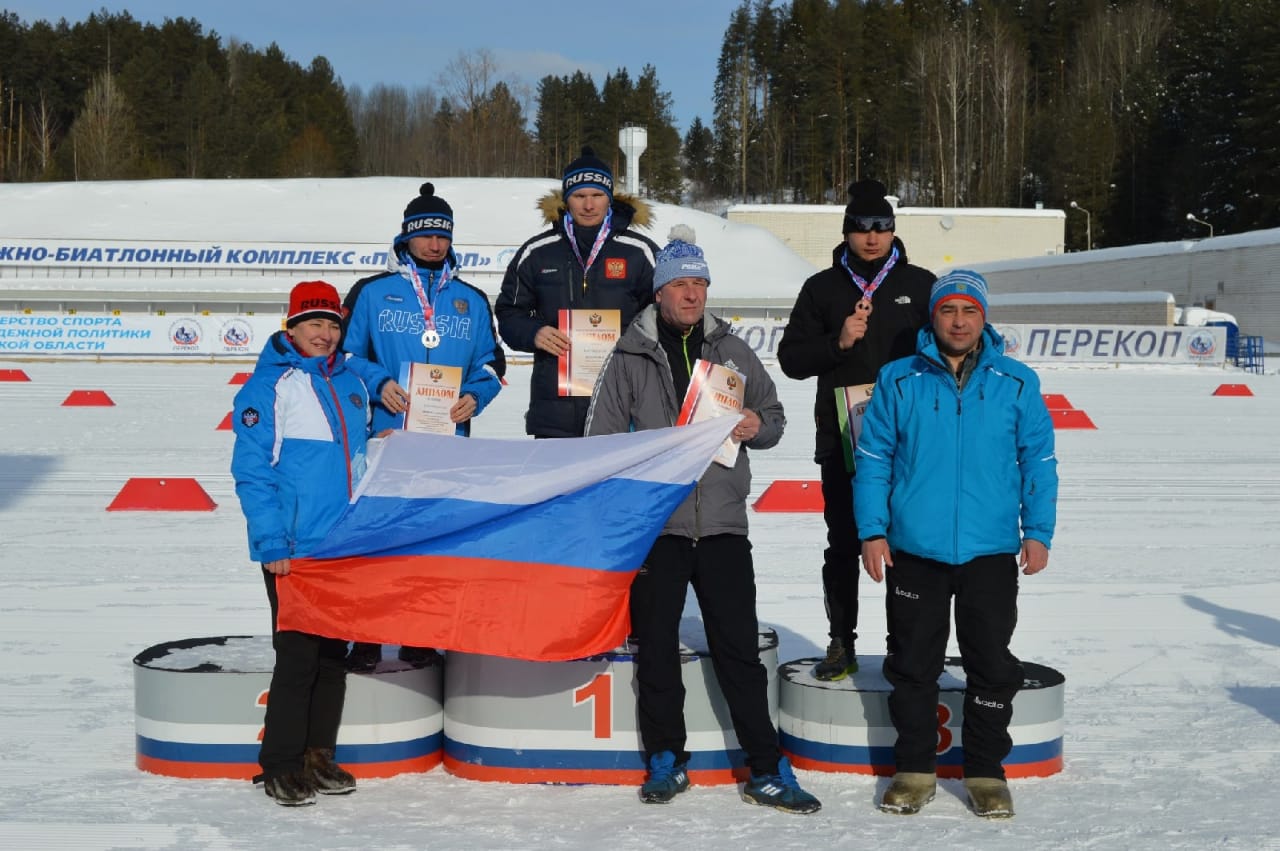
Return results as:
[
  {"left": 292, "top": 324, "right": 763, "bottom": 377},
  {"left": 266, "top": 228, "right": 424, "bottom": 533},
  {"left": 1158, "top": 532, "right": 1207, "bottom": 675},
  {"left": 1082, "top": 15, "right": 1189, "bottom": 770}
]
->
[
  {"left": 742, "top": 757, "right": 822, "bottom": 814},
  {"left": 640, "top": 751, "right": 690, "bottom": 804}
]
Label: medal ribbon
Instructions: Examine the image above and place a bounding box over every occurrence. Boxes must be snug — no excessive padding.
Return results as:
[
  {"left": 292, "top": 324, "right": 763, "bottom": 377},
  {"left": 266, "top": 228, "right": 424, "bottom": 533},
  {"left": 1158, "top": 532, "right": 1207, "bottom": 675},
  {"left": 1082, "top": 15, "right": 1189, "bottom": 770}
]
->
[
  {"left": 564, "top": 208, "right": 613, "bottom": 295},
  {"left": 403, "top": 252, "right": 452, "bottom": 339},
  {"left": 840, "top": 244, "right": 899, "bottom": 300}
]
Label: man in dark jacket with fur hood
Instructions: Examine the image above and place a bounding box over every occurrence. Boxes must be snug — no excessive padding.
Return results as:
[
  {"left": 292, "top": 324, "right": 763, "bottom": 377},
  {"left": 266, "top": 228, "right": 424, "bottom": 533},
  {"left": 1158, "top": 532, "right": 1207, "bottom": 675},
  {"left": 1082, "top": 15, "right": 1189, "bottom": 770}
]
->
[
  {"left": 777, "top": 179, "right": 935, "bottom": 681},
  {"left": 497, "top": 146, "right": 659, "bottom": 438}
]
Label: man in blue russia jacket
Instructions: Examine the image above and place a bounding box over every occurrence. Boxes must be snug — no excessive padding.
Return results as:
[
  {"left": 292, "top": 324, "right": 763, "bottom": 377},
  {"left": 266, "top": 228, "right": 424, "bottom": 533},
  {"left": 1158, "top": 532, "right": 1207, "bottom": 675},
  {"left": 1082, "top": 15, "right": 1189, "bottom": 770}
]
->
[
  {"left": 853, "top": 269, "right": 1058, "bottom": 820},
  {"left": 342, "top": 182, "right": 502, "bottom": 437},
  {"left": 231, "top": 280, "right": 373, "bottom": 807},
  {"left": 341, "top": 183, "right": 503, "bottom": 669}
]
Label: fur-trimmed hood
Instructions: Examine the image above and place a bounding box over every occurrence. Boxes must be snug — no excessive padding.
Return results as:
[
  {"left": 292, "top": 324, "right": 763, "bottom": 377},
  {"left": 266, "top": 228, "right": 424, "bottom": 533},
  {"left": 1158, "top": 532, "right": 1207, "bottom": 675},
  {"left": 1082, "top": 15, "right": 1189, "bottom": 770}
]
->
[{"left": 536, "top": 190, "right": 653, "bottom": 232}]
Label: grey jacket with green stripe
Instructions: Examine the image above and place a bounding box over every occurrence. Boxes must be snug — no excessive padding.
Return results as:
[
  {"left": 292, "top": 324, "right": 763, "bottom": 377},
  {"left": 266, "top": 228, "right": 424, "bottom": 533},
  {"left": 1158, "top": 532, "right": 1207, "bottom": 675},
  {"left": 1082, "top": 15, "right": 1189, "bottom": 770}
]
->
[{"left": 584, "top": 305, "right": 785, "bottom": 540}]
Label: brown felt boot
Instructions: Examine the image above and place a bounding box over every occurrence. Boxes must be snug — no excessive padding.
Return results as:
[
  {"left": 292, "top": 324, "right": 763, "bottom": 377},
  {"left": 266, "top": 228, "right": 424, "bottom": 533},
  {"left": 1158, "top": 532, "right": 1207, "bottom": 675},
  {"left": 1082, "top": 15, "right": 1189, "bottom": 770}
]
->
[
  {"left": 879, "top": 771, "right": 936, "bottom": 815},
  {"left": 965, "top": 777, "right": 1014, "bottom": 819}
]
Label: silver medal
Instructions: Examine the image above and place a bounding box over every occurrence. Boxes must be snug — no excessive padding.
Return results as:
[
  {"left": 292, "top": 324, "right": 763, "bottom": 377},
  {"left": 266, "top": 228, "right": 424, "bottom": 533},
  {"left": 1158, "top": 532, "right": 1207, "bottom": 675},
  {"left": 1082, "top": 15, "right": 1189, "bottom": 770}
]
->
[{"left": 421, "top": 329, "right": 441, "bottom": 349}]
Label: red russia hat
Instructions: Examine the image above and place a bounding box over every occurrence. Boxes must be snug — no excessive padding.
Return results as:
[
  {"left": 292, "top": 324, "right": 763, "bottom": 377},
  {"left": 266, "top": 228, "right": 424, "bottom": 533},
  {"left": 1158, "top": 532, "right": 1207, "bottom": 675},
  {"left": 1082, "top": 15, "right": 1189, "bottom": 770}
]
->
[{"left": 286, "top": 280, "right": 344, "bottom": 328}]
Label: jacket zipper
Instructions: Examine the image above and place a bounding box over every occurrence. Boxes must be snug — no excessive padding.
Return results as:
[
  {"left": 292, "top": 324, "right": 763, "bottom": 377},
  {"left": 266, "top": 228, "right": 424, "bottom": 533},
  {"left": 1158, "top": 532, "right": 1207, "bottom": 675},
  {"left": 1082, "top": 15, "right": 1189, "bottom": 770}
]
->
[
  {"left": 685, "top": 332, "right": 701, "bottom": 545},
  {"left": 655, "top": 326, "right": 702, "bottom": 545},
  {"left": 954, "top": 388, "right": 962, "bottom": 562},
  {"left": 321, "top": 363, "right": 354, "bottom": 498}
]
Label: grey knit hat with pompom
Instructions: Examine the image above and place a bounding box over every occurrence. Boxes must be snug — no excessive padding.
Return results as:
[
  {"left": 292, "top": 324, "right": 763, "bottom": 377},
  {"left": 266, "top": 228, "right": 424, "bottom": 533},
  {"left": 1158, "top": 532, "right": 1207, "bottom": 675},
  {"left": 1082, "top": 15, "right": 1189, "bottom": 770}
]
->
[{"left": 653, "top": 224, "right": 710, "bottom": 292}]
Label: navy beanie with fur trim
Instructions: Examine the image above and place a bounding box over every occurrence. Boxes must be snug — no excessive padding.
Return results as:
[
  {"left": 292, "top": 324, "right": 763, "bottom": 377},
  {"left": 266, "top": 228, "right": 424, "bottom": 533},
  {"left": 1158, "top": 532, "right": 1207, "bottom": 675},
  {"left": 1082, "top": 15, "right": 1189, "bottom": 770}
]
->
[
  {"left": 397, "top": 182, "right": 454, "bottom": 245},
  {"left": 562, "top": 146, "right": 614, "bottom": 201}
]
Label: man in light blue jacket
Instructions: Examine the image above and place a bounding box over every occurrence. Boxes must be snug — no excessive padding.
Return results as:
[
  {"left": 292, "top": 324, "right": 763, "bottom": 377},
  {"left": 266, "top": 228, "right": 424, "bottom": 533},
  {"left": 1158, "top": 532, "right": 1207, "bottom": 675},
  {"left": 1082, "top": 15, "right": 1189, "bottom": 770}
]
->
[{"left": 854, "top": 269, "right": 1058, "bottom": 820}]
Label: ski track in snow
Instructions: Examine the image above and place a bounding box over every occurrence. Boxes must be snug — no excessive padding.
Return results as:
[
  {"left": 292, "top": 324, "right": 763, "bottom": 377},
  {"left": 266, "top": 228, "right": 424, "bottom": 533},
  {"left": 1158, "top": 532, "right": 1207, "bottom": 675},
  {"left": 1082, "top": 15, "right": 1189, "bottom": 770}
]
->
[{"left": 1, "top": 360, "right": 1279, "bottom": 850}]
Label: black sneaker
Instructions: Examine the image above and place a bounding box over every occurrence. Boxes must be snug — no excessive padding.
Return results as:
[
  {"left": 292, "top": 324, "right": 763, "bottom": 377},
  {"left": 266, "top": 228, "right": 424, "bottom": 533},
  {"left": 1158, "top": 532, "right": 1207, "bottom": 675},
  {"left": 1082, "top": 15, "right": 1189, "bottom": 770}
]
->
[
  {"left": 263, "top": 769, "right": 316, "bottom": 807},
  {"left": 813, "top": 638, "right": 857, "bottom": 681},
  {"left": 397, "top": 645, "right": 441, "bottom": 665},
  {"left": 741, "top": 757, "right": 821, "bottom": 814},
  {"left": 304, "top": 748, "right": 356, "bottom": 795},
  {"left": 345, "top": 642, "right": 381, "bottom": 673},
  {"left": 640, "top": 751, "right": 690, "bottom": 804}
]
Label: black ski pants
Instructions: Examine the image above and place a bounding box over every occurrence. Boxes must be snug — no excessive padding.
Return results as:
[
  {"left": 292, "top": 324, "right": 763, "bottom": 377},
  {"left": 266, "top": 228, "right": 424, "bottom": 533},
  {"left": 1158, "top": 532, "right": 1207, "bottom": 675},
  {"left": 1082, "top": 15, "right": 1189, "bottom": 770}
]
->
[
  {"left": 882, "top": 551, "right": 1022, "bottom": 779},
  {"left": 630, "top": 533, "right": 782, "bottom": 776},
  {"left": 820, "top": 454, "right": 860, "bottom": 646},
  {"left": 258, "top": 568, "right": 349, "bottom": 778}
]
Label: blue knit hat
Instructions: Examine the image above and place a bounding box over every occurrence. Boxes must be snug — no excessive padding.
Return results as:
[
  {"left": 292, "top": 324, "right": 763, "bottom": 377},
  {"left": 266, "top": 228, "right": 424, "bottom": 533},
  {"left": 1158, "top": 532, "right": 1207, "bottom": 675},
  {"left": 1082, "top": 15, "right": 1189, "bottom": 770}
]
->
[
  {"left": 929, "top": 269, "right": 989, "bottom": 318},
  {"left": 396, "top": 182, "right": 454, "bottom": 246},
  {"left": 653, "top": 225, "right": 710, "bottom": 292},
  {"left": 562, "top": 146, "right": 614, "bottom": 201}
]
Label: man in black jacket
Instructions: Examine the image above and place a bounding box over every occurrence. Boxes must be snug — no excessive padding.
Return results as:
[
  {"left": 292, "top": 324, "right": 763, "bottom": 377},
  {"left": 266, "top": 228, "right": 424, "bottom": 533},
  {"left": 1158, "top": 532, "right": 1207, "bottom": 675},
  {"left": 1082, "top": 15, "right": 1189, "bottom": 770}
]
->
[
  {"left": 777, "top": 179, "right": 936, "bottom": 680},
  {"left": 496, "top": 146, "right": 658, "bottom": 438}
]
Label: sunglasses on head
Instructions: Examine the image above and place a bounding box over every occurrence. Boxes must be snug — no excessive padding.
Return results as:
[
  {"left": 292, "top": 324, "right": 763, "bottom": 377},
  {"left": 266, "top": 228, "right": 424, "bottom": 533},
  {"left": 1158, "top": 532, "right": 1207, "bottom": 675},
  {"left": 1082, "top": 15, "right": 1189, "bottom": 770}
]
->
[{"left": 850, "top": 216, "right": 895, "bottom": 233}]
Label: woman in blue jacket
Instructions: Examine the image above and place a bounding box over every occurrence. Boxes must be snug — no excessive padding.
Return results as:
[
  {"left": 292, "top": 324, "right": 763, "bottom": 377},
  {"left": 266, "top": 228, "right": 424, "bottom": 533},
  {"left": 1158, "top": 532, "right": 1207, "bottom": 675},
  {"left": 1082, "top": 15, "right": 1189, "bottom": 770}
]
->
[
  {"left": 231, "top": 281, "right": 372, "bottom": 807},
  {"left": 854, "top": 270, "right": 1058, "bottom": 820}
]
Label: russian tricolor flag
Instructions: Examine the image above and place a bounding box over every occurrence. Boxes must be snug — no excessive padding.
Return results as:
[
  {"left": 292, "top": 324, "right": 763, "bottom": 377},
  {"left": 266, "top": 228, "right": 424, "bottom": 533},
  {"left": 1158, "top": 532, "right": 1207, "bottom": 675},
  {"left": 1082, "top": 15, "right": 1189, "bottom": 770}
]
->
[{"left": 277, "top": 417, "right": 737, "bottom": 661}]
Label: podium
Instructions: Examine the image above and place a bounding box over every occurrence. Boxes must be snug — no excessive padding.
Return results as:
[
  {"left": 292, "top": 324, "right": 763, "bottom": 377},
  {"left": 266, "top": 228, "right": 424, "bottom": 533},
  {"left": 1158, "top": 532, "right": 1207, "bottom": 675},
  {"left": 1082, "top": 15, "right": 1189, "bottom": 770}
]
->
[
  {"left": 779, "top": 655, "right": 1064, "bottom": 778},
  {"left": 132, "top": 630, "right": 782, "bottom": 786},
  {"left": 443, "top": 629, "right": 779, "bottom": 785},
  {"left": 133, "top": 636, "right": 442, "bottom": 779}
]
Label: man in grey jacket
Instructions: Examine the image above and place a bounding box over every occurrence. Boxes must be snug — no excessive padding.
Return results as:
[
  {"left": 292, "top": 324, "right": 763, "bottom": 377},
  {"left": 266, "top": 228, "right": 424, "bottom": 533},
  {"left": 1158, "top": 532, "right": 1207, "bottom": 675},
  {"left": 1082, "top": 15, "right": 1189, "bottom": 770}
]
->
[{"left": 585, "top": 226, "right": 820, "bottom": 815}]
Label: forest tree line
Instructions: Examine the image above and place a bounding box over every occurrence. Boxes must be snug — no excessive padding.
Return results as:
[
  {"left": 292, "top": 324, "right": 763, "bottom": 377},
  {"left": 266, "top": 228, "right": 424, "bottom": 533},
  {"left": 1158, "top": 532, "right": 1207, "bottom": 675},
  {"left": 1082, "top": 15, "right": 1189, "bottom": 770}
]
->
[{"left": 1, "top": 2, "right": 1277, "bottom": 251}]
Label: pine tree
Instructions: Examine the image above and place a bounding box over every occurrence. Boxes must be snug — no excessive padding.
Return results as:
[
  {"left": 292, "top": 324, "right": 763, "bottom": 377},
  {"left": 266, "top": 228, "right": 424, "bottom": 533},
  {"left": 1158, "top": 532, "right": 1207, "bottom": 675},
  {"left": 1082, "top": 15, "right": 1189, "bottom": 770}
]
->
[
  {"left": 683, "top": 116, "right": 716, "bottom": 202},
  {"left": 629, "top": 65, "right": 682, "bottom": 203},
  {"left": 67, "top": 70, "right": 138, "bottom": 179}
]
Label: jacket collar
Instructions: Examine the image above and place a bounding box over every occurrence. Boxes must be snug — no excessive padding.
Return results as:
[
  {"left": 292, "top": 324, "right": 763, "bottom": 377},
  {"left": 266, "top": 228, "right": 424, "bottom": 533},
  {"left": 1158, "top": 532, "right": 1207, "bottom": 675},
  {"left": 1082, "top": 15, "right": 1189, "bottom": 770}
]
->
[
  {"left": 621, "top": 304, "right": 729, "bottom": 353},
  {"left": 268, "top": 330, "right": 341, "bottom": 377}
]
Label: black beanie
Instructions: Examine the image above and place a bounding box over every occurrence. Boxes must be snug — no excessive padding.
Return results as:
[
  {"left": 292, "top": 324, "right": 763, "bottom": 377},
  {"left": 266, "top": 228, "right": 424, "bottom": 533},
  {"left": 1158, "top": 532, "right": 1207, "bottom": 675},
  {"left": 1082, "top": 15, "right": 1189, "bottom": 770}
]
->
[
  {"left": 397, "top": 182, "right": 454, "bottom": 246},
  {"left": 842, "top": 179, "right": 894, "bottom": 234},
  {"left": 562, "top": 146, "right": 614, "bottom": 201}
]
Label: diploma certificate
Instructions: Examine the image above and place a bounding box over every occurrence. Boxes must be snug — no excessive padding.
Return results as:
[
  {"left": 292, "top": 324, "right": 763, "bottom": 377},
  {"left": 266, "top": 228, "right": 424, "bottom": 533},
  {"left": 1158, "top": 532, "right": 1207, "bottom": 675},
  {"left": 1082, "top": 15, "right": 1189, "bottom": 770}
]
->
[
  {"left": 557, "top": 309, "right": 621, "bottom": 397},
  {"left": 400, "top": 362, "right": 463, "bottom": 435},
  {"left": 676, "top": 359, "right": 746, "bottom": 467},
  {"left": 834, "top": 383, "right": 875, "bottom": 473}
]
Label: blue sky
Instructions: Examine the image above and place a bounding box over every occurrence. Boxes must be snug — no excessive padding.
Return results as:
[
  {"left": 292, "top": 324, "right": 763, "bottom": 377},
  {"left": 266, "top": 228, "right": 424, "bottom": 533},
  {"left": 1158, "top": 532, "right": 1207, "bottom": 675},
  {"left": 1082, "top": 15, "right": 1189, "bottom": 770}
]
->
[{"left": 9, "top": 0, "right": 743, "bottom": 134}]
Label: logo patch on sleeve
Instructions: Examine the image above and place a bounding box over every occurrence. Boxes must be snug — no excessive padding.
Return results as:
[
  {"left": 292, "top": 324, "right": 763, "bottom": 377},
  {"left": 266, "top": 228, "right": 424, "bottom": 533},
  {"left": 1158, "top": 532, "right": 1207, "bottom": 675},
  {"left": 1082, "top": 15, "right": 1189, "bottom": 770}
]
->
[
  {"left": 349, "top": 393, "right": 364, "bottom": 408},
  {"left": 605, "top": 258, "right": 628, "bottom": 279},
  {"left": 240, "top": 407, "right": 260, "bottom": 428}
]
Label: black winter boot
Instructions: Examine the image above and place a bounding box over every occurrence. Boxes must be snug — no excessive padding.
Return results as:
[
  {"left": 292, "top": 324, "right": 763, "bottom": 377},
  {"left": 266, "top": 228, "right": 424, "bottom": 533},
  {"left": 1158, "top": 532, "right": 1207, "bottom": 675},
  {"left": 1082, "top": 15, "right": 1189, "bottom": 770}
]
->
[
  {"left": 263, "top": 769, "right": 316, "bottom": 807},
  {"left": 304, "top": 747, "right": 356, "bottom": 795}
]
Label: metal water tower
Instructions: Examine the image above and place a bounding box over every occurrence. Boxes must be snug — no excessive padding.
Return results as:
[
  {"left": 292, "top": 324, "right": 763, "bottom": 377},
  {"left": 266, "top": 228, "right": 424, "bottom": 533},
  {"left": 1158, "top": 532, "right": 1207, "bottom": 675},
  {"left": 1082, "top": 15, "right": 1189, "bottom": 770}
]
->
[{"left": 618, "top": 125, "right": 647, "bottom": 195}]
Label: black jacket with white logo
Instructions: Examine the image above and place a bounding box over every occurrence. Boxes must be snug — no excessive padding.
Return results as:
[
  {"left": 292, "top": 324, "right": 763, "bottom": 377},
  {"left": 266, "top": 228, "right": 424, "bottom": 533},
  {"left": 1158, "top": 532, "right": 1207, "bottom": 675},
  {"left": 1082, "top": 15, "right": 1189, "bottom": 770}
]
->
[{"left": 777, "top": 238, "right": 935, "bottom": 463}]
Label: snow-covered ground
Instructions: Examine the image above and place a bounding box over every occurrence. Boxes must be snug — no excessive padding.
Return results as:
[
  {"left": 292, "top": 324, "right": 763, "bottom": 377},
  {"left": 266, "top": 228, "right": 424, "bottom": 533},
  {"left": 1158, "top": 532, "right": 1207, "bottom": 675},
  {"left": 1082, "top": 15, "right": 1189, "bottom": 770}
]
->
[{"left": 1, "top": 358, "right": 1278, "bottom": 850}]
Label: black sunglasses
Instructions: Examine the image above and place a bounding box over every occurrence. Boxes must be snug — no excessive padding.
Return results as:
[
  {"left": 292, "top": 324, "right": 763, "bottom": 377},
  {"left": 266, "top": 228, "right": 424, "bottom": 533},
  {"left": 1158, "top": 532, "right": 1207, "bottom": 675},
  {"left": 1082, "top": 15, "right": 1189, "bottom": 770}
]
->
[{"left": 849, "top": 216, "right": 895, "bottom": 233}]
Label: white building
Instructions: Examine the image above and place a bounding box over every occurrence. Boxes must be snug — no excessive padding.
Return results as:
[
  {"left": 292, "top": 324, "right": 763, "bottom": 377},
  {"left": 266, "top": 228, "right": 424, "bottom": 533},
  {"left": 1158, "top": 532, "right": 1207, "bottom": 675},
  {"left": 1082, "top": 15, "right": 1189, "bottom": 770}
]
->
[
  {"left": 726, "top": 201, "right": 1066, "bottom": 272},
  {"left": 965, "top": 230, "right": 1280, "bottom": 346}
]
